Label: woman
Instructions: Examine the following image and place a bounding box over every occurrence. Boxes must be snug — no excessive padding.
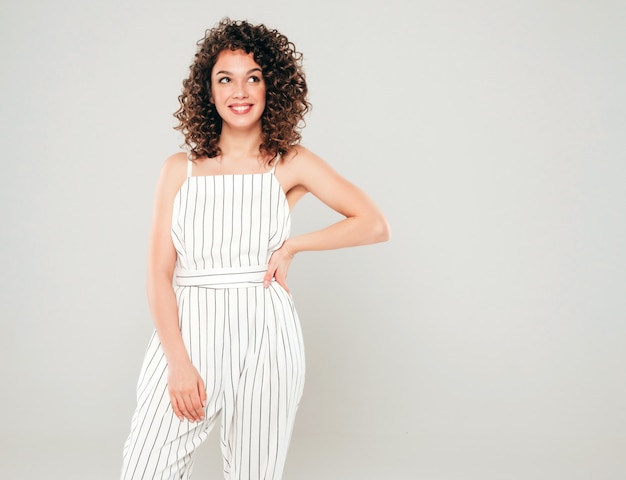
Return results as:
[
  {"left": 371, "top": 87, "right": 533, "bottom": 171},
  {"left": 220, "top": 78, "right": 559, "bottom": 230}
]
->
[{"left": 121, "top": 18, "right": 389, "bottom": 480}]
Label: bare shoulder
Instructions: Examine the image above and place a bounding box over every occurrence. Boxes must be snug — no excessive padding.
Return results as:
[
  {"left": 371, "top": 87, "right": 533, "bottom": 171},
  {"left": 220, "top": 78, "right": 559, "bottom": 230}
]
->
[
  {"left": 282, "top": 144, "right": 323, "bottom": 167},
  {"left": 159, "top": 152, "right": 188, "bottom": 189},
  {"left": 276, "top": 145, "right": 331, "bottom": 196},
  {"left": 152, "top": 152, "right": 189, "bottom": 205},
  {"left": 281, "top": 145, "right": 336, "bottom": 180},
  {"left": 162, "top": 152, "right": 188, "bottom": 178}
]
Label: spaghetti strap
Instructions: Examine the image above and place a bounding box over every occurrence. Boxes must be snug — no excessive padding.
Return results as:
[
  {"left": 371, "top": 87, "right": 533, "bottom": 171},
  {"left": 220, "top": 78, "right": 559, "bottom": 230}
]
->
[
  {"left": 270, "top": 154, "right": 280, "bottom": 174},
  {"left": 187, "top": 153, "right": 193, "bottom": 178}
]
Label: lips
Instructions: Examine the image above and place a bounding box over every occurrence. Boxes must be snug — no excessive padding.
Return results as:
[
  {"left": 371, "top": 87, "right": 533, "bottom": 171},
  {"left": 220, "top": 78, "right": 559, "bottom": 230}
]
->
[{"left": 229, "top": 104, "right": 253, "bottom": 114}]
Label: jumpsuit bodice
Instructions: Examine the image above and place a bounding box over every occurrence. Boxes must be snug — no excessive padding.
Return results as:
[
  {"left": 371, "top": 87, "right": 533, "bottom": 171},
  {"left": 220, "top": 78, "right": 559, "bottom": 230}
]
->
[{"left": 171, "top": 168, "right": 291, "bottom": 288}]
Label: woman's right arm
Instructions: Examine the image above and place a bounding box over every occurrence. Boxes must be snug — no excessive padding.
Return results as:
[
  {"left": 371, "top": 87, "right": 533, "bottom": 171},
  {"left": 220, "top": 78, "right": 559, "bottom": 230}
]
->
[{"left": 146, "top": 153, "right": 206, "bottom": 423}]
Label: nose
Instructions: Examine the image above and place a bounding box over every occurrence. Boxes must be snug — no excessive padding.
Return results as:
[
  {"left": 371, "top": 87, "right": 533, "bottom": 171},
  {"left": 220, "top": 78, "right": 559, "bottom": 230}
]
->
[{"left": 232, "top": 80, "right": 249, "bottom": 99}]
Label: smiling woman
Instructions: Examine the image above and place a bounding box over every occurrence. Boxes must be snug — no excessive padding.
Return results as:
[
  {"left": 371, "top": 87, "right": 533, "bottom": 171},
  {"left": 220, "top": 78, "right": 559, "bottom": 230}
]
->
[
  {"left": 174, "top": 18, "right": 310, "bottom": 163},
  {"left": 210, "top": 50, "right": 266, "bottom": 133},
  {"left": 119, "top": 18, "right": 389, "bottom": 480}
]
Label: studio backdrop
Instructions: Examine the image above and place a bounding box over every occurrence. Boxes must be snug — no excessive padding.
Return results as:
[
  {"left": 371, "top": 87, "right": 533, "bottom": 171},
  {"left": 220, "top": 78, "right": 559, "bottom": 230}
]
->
[{"left": 1, "top": 0, "right": 625, "bottom": 479}]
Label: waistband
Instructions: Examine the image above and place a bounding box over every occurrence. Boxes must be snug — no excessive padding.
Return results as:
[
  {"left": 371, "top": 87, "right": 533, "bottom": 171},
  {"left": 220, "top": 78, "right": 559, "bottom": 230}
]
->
[{"left": 174, "top": 265, "right": 268, "bottom": 289}]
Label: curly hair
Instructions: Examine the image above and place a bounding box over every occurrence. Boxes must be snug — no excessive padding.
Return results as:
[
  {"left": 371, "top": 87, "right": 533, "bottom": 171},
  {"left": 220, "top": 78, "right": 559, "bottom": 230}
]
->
[{"left": 174, "top": 18, "right": 310, "bottom": 161}]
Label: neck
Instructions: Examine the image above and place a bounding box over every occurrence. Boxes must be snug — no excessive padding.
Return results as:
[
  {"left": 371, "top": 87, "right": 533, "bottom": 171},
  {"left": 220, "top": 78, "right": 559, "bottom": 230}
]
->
[{"left": 218, "top": 125, "right": 263, "bottom": 159}]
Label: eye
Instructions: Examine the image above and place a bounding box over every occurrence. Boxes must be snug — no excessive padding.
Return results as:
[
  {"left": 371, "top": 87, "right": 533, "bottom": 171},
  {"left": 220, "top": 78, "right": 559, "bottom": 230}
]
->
[
  {"left": 248, "top": 75, "right": 262, "bottom": 83},
  {"left": 217, "top": 77, "right": 230, "bottom": 84}
]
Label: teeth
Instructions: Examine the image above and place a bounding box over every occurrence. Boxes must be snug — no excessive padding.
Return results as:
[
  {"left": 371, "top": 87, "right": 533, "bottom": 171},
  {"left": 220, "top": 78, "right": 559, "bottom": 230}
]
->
[{"left": 232, "top": 105, "right": 250, "bottom": 113}]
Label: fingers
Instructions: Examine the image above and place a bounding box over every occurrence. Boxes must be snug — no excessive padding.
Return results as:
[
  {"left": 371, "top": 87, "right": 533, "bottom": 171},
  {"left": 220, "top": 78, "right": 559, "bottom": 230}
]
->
[
  {"left": 264, "top": 264, "right": 290, "bottom": 291},
  {"left": 263, "top": 266, "right": 275, "bottom": 288},
  {"left": 198, "top": 377, "right": 207, "bottom": 408},
  {"left": 182, "top": 394, "right": 205, "bottom": 423},
  {"left": 274, "top": 269, "right": 290, "bottom": 293},
  {"left": 171, "top": 396, "right": 184, "bottom": 422},
  {"left": 169, "top": 376, "right": 207, "bottom": 423},
  {"left": 264, "top": 245, "right": 293, "bottom": 289},
  {"left": 171, "top": 392, "right": 205, "bottom": 423}
]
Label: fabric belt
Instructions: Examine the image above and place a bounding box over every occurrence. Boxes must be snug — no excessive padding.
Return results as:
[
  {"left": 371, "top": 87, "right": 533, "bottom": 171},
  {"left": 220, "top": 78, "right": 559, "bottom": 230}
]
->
[{"left": 174, "top": 265, "right": 268, "bottom": 289}]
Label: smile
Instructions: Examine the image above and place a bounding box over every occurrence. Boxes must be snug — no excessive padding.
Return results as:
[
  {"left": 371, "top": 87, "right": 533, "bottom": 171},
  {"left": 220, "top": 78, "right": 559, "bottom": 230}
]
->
[{"left": 229, "top": 104, "right": 253, "bottom": 114}]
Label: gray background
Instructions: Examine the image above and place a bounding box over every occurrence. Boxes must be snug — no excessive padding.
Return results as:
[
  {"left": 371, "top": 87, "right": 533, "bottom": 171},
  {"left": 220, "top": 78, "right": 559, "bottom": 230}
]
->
[{"left": 1, "top": 0, "right": 625, "bottom": 479}]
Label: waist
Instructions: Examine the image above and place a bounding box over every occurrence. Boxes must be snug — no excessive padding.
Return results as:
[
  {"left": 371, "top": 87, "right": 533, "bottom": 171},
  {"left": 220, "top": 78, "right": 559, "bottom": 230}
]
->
[{"left": 174, "top": 265, "right": 268, "bottom": 289}]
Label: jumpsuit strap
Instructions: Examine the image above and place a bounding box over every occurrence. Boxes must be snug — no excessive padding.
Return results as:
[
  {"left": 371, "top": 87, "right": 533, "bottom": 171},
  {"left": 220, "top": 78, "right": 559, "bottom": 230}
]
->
[
  {"left": 269, "top": 154, "right": 281, "bottom": 174},
  {"left": 187, "top": 153, "right": 193, "bottom": 178}
]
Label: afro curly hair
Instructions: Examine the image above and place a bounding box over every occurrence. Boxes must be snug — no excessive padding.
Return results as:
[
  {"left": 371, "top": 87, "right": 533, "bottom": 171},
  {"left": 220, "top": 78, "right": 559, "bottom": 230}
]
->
[{"left": 174, "top": 18, "right": 311, "bottom": 161}]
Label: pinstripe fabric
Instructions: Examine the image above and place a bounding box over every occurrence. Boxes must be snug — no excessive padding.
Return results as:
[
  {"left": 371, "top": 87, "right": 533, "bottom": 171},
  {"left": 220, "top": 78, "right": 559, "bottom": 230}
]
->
[{"left": 121, "top": 164, "right": 305, "bottom": 480}]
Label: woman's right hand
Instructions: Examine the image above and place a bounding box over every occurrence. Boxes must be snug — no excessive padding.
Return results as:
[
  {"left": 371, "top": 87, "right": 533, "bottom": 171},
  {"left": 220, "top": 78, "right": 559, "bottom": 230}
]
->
[{"left": 167, "top": 362, "right": 207, "bottom": 423}]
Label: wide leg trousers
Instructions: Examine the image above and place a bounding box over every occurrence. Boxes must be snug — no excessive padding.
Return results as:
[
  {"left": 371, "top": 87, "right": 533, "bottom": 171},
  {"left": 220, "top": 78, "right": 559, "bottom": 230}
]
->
[{"left": 121, "top": 282, "right": 305, "bottom": 479}]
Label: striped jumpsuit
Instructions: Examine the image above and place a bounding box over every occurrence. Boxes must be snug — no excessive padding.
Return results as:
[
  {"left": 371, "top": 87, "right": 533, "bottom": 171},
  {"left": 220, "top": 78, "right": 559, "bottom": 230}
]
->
[{"left": 121, "top": 160, "right": 306, "bottom": 479}]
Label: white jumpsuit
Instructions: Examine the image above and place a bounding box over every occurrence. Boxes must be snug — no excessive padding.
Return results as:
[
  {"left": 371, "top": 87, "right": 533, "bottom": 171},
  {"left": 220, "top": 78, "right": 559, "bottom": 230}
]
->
[{"left": 121, "top": 160, "right": 306, "bottom": 479}]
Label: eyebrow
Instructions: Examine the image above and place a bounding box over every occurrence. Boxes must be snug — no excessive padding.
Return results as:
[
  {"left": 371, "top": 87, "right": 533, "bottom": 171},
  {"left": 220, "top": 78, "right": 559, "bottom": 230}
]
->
[{"left": 214, "top": 67, "right": 262, "bottom": 77}]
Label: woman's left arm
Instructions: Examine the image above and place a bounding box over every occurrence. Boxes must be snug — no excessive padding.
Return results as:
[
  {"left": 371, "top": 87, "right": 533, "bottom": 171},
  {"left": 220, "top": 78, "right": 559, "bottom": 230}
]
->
[{"left": 264, "top": 146, "right": 390, "bottom": 289}]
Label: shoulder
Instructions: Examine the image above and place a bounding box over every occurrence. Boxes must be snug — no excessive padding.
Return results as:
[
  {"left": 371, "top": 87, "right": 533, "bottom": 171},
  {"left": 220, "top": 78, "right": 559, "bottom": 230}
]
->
[
  {"left": 154, "top": 152, "right": 189, "bottom": 200},
  {"left": 276, "top": 145, "right": 321, "bottom": 190},
  {"left": 284, "top": 144, "right": 340, "bottom": 177},
  {"left": 281, "top": 145, "right": 332, "bottom": 177},
  {"left": 282, "top": 144, "right": 319, "bottom": 165},
  {"left": 161, "top": 151, "right": 188, "bottom": 177}
]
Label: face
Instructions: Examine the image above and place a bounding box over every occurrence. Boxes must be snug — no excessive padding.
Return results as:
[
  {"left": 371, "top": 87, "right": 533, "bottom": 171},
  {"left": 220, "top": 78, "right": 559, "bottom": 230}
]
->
[{"left": 210, "top": 49, "right": 266, "bottom": 132}]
